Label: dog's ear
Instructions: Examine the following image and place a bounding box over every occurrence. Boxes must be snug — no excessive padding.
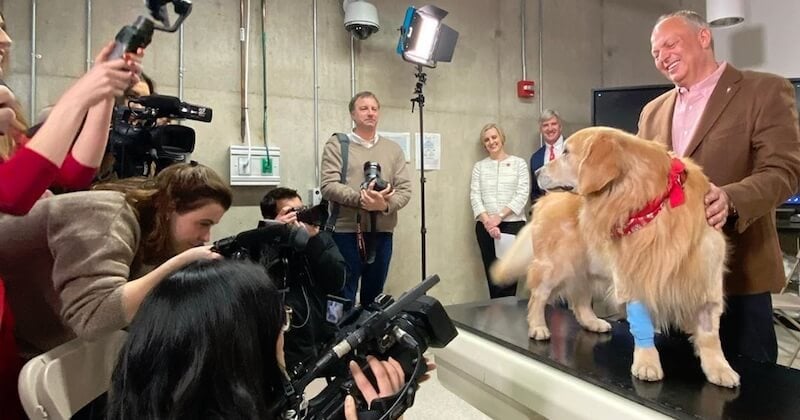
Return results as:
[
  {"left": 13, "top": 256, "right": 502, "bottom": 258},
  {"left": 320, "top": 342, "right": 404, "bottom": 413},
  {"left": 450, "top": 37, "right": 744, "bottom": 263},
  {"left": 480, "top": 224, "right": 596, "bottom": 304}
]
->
[{"left": 577, "top": 133, "right": 621, "bottom": 194}]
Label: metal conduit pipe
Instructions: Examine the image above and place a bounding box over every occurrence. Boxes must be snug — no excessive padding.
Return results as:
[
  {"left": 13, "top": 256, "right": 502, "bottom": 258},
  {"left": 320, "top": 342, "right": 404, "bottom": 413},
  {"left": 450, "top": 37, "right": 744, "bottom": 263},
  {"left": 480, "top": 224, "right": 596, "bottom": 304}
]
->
[
  {"left": 239, "top": 0, "right": 249, "bottom": 143},
  {"left": 85, "top": 0, "right": 92, "bottom": 72},
  {"left": 349, "top": 34, "right": 355, "bottom": 130},
  {"left": 313, "top": 0, "right": 320, "bottom": 184},
  {"left": 538, "top": 0, "right": 543, "bottom": 117},
  {"left": 178, "top": 26, "right": 185, "bottom": 100},
  {"left": 350, "top": 35, "right": 355, "bottom": 98},
  {"left": 260, "top": 0, "right": 269, "bottom": 156},
  {"left": 520, "top": 0, "right": 527, "bottom": 81},
  {"left": 29, "top": 0, "right": 39, "bottom": 119}
]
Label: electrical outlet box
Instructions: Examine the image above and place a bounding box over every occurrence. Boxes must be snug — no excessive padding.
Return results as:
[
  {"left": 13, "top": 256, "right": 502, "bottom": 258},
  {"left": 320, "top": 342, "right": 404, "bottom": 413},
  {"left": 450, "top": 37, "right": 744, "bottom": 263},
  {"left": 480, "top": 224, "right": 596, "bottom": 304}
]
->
[
  {"left": 229, "top": 145, "right": 280, "bottom": 186},
  {"left": 308, "top": 187, "right": 322, "bottom": 206}
]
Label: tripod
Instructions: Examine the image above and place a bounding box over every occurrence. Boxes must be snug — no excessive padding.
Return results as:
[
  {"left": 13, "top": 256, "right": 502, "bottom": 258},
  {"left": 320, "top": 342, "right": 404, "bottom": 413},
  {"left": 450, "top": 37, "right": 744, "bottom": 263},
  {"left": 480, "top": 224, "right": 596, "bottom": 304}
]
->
[{"left": 410, "top": 65, "right": 428, "bottom": 280}]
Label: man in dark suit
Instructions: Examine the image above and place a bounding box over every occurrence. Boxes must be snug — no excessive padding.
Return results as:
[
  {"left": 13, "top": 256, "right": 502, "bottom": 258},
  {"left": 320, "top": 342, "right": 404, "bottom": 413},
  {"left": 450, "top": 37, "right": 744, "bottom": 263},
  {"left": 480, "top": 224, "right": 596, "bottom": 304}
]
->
[
  {"left": 638, "top": 10, "right": 800, "bottom": 363},
  {"left": 530, "top": 109, "right": 565, "bottom": 203}
]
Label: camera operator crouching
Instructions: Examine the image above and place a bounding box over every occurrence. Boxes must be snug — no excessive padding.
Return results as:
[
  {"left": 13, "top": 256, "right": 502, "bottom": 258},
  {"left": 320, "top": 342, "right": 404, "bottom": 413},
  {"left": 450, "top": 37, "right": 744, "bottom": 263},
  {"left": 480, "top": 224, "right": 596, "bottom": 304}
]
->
[{"left": 260, "top": 187, "right": 347, "bottom": 373}]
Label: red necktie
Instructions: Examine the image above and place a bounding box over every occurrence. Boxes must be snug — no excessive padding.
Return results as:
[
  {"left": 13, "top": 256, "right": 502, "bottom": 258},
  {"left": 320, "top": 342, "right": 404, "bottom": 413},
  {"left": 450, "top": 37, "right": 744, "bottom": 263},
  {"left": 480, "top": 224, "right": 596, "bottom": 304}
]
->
[{"left": 549, "top": 146, "right": 555, "bottom": 162}]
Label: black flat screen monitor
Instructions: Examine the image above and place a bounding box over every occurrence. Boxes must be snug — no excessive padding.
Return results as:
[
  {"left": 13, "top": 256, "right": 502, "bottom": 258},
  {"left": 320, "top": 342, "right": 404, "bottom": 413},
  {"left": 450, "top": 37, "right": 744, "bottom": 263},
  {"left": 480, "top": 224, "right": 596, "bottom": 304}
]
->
[
  {"left": 591, "top": 84, "right": 672, "bottom": 134},
  {"left": 783, "top": 78, "right": 800, "bottom": 207}
]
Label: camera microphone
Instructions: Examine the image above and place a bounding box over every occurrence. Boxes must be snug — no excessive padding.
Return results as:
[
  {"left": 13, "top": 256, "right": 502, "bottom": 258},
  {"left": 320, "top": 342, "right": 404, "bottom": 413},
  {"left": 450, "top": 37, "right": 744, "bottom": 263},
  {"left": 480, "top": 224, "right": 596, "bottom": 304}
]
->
[{"left": 133, "top": 95, "right": 213, "bottom": 122}]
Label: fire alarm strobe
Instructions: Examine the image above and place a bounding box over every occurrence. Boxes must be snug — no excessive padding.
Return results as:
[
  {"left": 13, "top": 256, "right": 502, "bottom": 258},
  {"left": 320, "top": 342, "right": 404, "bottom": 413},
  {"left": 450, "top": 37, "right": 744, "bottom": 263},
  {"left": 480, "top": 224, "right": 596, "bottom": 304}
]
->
[{"left": 517, "top": 80, "right": 535, "bottom": 98}]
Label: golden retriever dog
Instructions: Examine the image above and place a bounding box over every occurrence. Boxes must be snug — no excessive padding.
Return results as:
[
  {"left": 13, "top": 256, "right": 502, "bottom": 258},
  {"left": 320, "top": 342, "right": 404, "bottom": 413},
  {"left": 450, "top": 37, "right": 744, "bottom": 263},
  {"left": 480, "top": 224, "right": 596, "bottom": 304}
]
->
[
  {"left": 491, "top": 193, "right": 614, "bottom": 340},
  {"left": 491, "top": 127, "right": 739, "bottom": 388}
]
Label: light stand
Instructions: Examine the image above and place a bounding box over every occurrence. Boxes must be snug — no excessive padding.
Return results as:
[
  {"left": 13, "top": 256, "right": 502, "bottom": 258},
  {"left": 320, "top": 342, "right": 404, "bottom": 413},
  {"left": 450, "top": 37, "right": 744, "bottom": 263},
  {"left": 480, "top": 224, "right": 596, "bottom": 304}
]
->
[
  {"left": 411, "top": 66, "right": 428, "bottom": 280},
  {"left": 396, "top": 4, "right": 458, "bottom": 281}
]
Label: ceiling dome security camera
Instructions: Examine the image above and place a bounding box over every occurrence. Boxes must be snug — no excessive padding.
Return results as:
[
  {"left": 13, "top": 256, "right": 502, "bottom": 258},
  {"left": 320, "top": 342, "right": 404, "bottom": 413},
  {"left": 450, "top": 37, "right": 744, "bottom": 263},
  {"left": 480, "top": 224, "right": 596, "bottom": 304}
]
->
[{"left": 343, "top": 0, "right": 380, "bottom": 40}]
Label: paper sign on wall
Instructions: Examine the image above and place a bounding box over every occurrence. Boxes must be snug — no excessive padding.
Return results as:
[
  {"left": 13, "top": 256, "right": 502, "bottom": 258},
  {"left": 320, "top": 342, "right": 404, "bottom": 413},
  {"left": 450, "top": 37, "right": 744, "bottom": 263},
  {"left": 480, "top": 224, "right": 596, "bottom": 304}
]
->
[
  {"left": 414, "top": 132, "right": 441, "bottom": 171},
  {"left": 379, "top": 131, "right": 412, "bottom": 162}
]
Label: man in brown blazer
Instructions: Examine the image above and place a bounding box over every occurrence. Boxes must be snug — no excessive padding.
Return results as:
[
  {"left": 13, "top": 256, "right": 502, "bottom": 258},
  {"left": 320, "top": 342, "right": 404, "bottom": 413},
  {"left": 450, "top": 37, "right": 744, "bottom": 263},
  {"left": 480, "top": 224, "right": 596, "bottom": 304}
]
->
[{"left": 639, "top": 11, "right": 800, "bottom": 363}]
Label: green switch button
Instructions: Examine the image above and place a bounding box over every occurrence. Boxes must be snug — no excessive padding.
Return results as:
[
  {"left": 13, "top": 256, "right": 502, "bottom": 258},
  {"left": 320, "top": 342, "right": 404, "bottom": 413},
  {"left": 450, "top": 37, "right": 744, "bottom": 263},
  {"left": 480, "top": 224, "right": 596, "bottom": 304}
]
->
[{"left": 261, "top": 158, "right": 272, "bottom": 175}]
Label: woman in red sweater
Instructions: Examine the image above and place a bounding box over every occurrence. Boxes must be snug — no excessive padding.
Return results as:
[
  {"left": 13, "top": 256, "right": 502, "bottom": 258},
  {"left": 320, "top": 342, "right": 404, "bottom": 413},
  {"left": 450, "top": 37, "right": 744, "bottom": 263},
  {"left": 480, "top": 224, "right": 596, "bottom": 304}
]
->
[
  {"left": 0, "top": 12, "right": 142, "bottom": 418},
  {"left": 0, "top": 14, "right": 142, "bottom": 215}
]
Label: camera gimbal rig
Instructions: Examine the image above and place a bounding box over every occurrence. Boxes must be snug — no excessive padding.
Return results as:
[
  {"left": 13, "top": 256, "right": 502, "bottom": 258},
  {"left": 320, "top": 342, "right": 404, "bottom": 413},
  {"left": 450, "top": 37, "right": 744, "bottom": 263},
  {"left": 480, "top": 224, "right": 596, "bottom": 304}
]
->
[{"left": 110, "top": 0, "right": 193, "bottom": 59}]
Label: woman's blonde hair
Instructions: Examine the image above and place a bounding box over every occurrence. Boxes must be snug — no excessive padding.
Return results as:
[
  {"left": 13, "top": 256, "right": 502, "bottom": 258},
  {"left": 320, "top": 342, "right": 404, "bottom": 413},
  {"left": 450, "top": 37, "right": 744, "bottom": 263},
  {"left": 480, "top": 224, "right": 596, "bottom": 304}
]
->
[
  {"left": 94, "top": 162, "right": 233, "bottom": 265},
  {"left": 479, "top": 123, "right": 506, "bottom": 145},
  {"left": 0, "top": 102, "right": 28, "bottom": 161},
  {"left": 0, "top": 12, "right": 27, "bottom": 161}
]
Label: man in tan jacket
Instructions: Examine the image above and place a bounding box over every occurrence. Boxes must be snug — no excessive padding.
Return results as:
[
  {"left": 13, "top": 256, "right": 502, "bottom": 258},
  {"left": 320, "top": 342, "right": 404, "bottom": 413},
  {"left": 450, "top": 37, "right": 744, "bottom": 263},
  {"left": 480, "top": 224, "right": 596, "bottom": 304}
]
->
[
  {"left": 320, "top": 91, "right": 411, "bottom": 306},
  {"left": 638, "top": 11, "right": 800, "bottom": 362}
]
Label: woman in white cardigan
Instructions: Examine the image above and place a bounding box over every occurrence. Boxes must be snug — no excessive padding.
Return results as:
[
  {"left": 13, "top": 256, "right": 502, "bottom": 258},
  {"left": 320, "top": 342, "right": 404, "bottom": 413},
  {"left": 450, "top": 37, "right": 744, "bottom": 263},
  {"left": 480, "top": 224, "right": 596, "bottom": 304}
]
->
[{"left": 470, "top": 123, "right": 530, "bottom": 299}]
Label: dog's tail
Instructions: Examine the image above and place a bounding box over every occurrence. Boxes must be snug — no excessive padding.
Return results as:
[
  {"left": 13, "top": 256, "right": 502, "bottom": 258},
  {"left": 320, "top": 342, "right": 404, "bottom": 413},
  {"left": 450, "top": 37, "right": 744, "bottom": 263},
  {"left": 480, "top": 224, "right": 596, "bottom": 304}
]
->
[{"left": 490, "top": 222, "right": 534, "bottom": 285}]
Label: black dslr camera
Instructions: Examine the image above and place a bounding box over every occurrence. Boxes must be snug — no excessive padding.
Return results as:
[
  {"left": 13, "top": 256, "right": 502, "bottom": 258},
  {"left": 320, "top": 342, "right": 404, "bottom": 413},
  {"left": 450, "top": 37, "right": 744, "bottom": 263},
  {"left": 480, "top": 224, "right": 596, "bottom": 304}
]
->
[
  {"left": 107, "top": 95, "right": 212, "bottom": 178},
  {"left": 361, "top": 161, "right": 388, "bottom": 192},
  {"left": 282, "top": 275, "right": 458, "bottom": 420},
  {"left": 211, "top": 220, "right": 310, "bottom": 261},
  {"left": 291, "top": 203, "right": 334, "bottom": 232}
]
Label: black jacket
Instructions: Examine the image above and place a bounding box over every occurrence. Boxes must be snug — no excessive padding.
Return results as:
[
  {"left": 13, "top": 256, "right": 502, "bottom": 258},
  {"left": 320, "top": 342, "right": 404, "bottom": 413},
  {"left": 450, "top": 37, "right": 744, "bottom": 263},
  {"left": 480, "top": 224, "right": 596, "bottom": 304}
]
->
[{"left": 269, "top": 232, "right": 347, "bottom": 372}]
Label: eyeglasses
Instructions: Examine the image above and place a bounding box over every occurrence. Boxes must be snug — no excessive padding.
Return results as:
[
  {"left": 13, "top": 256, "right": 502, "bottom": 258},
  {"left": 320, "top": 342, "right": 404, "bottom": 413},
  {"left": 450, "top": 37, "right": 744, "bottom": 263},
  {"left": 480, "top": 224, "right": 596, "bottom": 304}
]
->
[{"left": 282, "top": 306, "right": 293, "bottom": 333}]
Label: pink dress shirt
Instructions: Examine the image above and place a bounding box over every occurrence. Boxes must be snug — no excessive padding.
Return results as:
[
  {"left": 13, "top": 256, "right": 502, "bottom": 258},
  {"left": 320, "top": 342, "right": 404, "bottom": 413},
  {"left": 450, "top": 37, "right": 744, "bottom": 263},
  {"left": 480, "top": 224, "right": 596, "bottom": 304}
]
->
[{"left": 671, "top": 62, "right": 727, "bottom": 156}]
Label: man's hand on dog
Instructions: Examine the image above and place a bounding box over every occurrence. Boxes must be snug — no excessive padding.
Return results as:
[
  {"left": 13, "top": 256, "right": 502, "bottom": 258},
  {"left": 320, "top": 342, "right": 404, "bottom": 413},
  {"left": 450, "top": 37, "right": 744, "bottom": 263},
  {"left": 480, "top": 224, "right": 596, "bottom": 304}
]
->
[{"left": 704, "top": 183, "right": 730, "bottom": 230}]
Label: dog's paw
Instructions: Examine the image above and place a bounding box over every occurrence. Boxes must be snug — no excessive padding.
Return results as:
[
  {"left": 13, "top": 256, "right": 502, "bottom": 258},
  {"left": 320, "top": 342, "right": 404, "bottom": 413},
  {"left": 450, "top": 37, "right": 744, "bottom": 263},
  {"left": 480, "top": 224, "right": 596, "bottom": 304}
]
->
[
  {"left": 631, "top": 347, "right": 663, "bottom": 382},
  {"left": 529, "top": 325, "right": 551, "bottom": 340},
  {"left": 582, "top": 318, "right": 612, "bottom": 333},
  {"left": 703, "top": 360, "right": 740, "bottom": 388}
]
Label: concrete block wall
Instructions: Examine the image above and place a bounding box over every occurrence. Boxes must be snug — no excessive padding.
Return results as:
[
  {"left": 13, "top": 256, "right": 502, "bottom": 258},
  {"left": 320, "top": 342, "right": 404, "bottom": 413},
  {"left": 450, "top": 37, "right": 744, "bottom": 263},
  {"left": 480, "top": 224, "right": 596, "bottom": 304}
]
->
[{"left": 3, "top": 0, "right": 702, "bottom": 305}]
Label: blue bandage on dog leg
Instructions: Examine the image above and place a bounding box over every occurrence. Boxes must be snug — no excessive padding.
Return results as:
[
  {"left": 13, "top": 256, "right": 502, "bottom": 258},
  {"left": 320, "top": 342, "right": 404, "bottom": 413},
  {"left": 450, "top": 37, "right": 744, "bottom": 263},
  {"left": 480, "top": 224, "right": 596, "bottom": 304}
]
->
[{"left": 627, "top": 300, "right": 655, "bottom": 348}]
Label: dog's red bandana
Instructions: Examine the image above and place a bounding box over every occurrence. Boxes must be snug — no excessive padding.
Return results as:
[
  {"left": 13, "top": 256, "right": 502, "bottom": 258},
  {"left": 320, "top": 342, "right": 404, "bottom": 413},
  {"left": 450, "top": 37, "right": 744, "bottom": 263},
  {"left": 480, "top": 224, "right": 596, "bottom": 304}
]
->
[{"left": 613, "top": 158, "right": 686, "bottom": 238}]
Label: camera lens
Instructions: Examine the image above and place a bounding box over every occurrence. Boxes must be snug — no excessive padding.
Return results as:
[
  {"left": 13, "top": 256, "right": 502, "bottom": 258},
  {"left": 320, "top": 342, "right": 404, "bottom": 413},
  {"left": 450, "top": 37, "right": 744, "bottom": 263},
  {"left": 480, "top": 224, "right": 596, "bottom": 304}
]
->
[{"left": 350, "top": 25, "right": 374, "bottom": 40}]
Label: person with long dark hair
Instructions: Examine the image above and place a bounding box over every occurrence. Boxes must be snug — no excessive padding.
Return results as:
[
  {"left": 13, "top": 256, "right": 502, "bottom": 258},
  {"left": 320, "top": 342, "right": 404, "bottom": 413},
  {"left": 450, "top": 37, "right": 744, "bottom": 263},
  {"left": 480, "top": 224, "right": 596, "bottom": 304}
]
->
[
  {"left": 108, "top": 259, "right": 409, "bottom": 420},
  {"left": 108, "top": 260, "right": 287, "bottom": 419}
]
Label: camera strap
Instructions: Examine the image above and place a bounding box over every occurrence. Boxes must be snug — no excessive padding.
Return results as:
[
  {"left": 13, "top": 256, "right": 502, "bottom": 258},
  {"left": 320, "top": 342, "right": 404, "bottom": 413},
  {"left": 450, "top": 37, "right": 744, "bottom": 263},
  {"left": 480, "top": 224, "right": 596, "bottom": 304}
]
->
[
  {"left": 326, "top": 133, "right": 351, "bottom": 228},
  {"left": 355, "top": 210, "right": 378, "bottom": 264},
  {"left": 356, "top": 213, "right": 368, "bottom": 263}
]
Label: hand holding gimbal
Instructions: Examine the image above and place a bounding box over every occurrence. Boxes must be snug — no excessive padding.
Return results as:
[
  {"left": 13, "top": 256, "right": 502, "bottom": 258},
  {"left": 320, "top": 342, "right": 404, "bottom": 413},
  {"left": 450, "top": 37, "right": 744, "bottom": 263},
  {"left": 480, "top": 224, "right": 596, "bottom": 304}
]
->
[{"left": 110, "top": 0, "right": 193, "bottom": 59}]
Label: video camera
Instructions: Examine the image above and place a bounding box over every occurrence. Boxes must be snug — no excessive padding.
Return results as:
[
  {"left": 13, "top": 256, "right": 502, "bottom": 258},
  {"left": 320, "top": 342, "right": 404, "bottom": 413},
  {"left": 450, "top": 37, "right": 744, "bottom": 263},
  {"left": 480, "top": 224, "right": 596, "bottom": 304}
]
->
[
  {"left": 104, "top": 1, "right": 200, "bottom": 178},
  {"left": 212, "top": 223, "right": 458, "bottom": 419},
  {"left": 107, "top": 94, "right": 212, "bottom": 178},
  {"left": 282, "top": 275, "right": 458, "bottom": 420}
]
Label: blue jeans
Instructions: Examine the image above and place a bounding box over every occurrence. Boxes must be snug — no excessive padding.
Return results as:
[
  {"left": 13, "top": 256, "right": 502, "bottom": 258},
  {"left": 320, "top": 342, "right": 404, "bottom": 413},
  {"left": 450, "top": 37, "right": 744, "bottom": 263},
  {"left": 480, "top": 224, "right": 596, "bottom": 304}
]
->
[{"left": 332, "top": 232, "right": 393, "bottom": 306}]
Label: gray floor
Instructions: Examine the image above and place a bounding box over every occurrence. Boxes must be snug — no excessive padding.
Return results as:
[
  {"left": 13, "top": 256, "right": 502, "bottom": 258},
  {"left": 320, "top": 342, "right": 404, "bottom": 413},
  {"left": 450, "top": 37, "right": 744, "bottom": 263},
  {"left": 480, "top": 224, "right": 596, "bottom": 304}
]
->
[{"left": 402, "top": 355, "right": 490, "bottom": 420}]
